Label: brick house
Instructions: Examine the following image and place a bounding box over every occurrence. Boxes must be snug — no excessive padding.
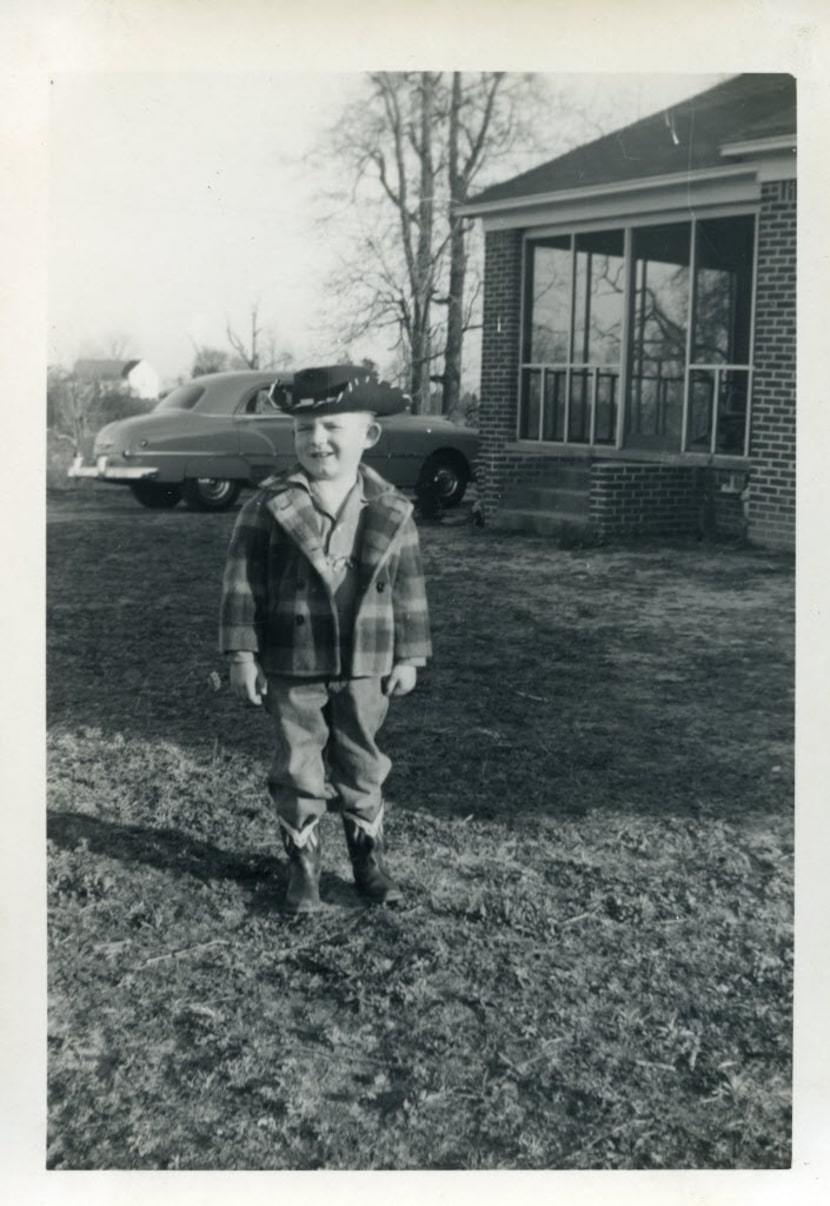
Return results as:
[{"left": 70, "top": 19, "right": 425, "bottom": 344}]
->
[{"left": 459, "top": 74, "right": 796, "bottom": 548}]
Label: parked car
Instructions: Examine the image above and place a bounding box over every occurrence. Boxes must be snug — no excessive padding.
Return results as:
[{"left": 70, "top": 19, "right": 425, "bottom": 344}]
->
[{"left": 68, "top": 369, "right": 479, "bottom": 512}]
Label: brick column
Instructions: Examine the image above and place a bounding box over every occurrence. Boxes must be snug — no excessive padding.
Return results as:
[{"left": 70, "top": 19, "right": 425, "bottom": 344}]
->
[
  {"left": 748, "top": 179, "right": 796, "bottom": 549},
  {"left": 478, "top": 228, "right": 524, "bottom": 518}
]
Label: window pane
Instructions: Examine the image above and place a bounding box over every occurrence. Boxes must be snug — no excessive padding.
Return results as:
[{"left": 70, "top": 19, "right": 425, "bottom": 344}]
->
[
  {"left": 569, "top": 370, "right": 591, "bottom": 443},
  {"left": 687, "top": 369, "right": 715, "bottom": 450},
  {"left": 154, "top": 383, "right": 205, "bottom": 411},
  {"left": 628, "top": 223, "right": 690, "bottom": 448},
  {"left": 717, "top": 369, "right": 750, "bottom": 454},
  {"left": 693, "top": 216, "right": 755, "bottom": 365},
  {"left": 542, "top": 369, "right": 567, "bottom": 441},
  {"left": 527, "top": 237, "right": 571, "bottom": 363},
  {"left": 595, "top": 371, "right": 619, "bottom": 444},
  {"left": 519, "top": 368, "right": 542, "bottom": 439},
  {"left": 687, "top": 367, "right": 751, "bottom": 454},
  {"left": 573, "top": 230, "right": 625, "bottom": 366}
]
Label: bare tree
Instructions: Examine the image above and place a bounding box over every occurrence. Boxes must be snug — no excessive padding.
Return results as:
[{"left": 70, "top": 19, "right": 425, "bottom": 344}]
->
[
  {"left": 190, "top": 343, "right": 229, "bottom": 377},
  {"left": 225, "top": 304, "right": 293, "bottom": 373},
  {"left": 259, "top": 332, "right": 294, "bottom": 374},
  {"left": 363, "top": 72, "right": 441, "bottom": 411},
  {"left": 47, "top": 365, "right": 95, "bottom": 451},
  {"left": 322, "top": 73, "right": 447, "bottom": 412},
  {"left": 412, "top": 72, "right": 438, "bottom": 411},
  {"left": 226, "top": 303, "right": 263, "bottom": 369},
  {"left": 441, "top": 73, "right": 504, "bottom": 414},
  {"left": 320, "top": 73, "right": 576, "bottom": 414}
]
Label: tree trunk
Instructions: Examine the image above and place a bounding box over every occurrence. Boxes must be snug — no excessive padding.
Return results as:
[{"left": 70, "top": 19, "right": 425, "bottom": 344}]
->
[
  {"left": 443, "top": 73, "right": 465, "bottom": 416},
  {"left": 412, "top": 72, "right": 435, "bottom": 414},
  {"left": 443, "top": 228, "right": 466, "bottom": 417},
  {"left": 249, "top": 307, "right": 260, "bottom": 369},
  {"left": 409, "top": 324, "right": 427, "bottom": 413},
  {"left": 325, "top": 70, "right": 530, "bottom": 415}
]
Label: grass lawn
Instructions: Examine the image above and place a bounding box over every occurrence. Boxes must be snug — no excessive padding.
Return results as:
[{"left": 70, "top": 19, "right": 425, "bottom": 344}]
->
[{"left": 46, "top": 488, "right": 794, "bottom": 1170}]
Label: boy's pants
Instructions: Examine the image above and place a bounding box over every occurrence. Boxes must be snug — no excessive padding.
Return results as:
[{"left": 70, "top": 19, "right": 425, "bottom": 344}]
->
[{"left": 264, "top": 676, "right": 391, "bottom": 841}]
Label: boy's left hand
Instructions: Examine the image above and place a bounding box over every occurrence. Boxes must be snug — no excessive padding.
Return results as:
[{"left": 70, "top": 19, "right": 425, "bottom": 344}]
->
[{"left": 384, "top": 664, "right": 417, "bottom": 696}]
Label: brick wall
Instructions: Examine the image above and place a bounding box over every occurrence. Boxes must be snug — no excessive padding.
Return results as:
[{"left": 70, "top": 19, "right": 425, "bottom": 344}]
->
[
  {"left": 479, "top": 229, "right": 524, "bottom": 514},
  {"left": 477, "top": 184, "right": 794, "bottom": 546},
  {"left": 747, "top": 179, "right": 796, "bottom": 548},
  {"left": 589, "top": 464, "right": 701, "bottom": 538},
  {"left": 589, "top": 464, "right": 745, "bottom": 540},
  {"left": 493, "top": 454, "right": 746, "bottom": 541}
]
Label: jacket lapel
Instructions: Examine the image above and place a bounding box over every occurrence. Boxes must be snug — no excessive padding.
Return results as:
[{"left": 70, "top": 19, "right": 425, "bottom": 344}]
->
[
  {"left": 265, "top": 488, "right": 331, "bottom": 583},
  {"left": 358, "top": 493, "right": 410, "bottom": 582},
  {"left": 263, "top": 464, "right": 412, "bottom": 587}
]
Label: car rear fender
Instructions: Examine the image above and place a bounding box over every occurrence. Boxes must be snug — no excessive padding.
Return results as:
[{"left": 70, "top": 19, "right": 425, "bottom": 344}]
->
[{"left": 183, "top": 455, "right": 253, "bottom": 484}]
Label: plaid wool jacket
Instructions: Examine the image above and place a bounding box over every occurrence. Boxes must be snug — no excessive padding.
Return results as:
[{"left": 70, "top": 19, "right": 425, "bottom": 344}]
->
[{"left": 219, "top": 464, "right": 431, "bottom": 677}]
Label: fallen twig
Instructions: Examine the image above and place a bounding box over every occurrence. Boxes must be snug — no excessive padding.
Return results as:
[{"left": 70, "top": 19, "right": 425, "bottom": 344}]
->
[
  {"left": 557, "top": 908, "right": 600, "bottom": 928},
  {"left": 509, "top": 688, "right": 550, "bottom": 703},
  {"left": 136, "top": 939, "right": 231, "bottom": 969},
  {"left": 92, "top": 940, "right": 131, "bottom": 955}
]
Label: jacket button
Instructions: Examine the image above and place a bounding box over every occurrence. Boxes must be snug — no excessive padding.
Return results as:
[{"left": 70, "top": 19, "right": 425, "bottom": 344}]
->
[
  {"left": 377, "top": 581, "right": 386, "bottom": 593},
  {"left": 295, "top": 615, "right": 305, "bottom": 626}
]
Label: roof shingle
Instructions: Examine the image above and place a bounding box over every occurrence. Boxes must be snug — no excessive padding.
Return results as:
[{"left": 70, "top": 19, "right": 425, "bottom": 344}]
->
[{"left": 469, "top": 74, "right": 795, "bottom": 208}]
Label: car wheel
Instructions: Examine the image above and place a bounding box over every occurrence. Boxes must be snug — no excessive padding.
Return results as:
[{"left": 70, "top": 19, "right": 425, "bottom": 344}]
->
[
  {"left": 130, "top": 482, "right": 182, "bottom": 509},
  {"left": 181, "top": 477, "right": 241, "bottom": 512},
  {"left": 418, "top": 452, "right": 468, "bottom": 508}
]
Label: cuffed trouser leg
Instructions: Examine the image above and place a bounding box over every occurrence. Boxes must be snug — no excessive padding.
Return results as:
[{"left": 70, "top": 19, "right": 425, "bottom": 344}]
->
[
  {"left": 264, "top": 677, "right": 391, "bottom": 830},
  {"left": 264, "top": 678, "right": 331, "bottom": 833},
  {"left": 326, "top": 677, "right": 391, "bottom": 824}
]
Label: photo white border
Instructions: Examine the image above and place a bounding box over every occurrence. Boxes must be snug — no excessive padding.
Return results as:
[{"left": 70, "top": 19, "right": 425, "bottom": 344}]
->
[{"left": 3, "top": 1, "right": 828, "bottom": 1202}]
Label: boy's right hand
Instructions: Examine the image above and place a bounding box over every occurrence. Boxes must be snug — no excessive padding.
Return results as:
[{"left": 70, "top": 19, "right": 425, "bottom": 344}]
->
[{"left": 228, "top": 658, "right": 268, "bottom": 706}]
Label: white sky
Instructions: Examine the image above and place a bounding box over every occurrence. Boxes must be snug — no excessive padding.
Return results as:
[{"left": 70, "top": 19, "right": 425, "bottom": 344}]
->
[{"left": 48, "top": 72, "right": 728, "bottom": 387}]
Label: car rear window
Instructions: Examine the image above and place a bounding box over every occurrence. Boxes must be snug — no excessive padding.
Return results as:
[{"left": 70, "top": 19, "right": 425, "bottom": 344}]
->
[{"left": 154, "top": 384, "right": 206, "bottom": 411}]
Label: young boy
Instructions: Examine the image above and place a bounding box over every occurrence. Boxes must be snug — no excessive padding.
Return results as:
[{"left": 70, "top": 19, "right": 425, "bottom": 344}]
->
[{"left": 219, "top": 365, "right": 431, "bottom": 914}]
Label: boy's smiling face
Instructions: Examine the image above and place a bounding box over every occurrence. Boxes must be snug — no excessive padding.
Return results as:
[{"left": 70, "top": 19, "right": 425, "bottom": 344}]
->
[{"left": 293, "top": 410, "right": 381, "bottom": 483}]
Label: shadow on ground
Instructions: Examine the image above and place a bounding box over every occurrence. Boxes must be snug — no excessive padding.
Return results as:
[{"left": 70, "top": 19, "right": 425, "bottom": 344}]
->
[{"left": 47, "top": 809, "right": 364, "bottom": 915}]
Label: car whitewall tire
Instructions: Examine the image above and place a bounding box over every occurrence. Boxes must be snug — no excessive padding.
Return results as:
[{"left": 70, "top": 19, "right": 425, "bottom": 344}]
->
[{"left": 181, "top": 477, "right": 241, "bottom": 512}]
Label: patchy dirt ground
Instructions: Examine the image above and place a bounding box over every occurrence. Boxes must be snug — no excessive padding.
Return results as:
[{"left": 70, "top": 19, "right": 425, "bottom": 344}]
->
[{"left": 46, "top": 490, "right": 794, "bottom": 1169}]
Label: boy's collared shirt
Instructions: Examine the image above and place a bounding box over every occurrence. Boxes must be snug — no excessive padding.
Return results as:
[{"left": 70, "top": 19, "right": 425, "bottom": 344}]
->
[
  {"left": 294, "top": 470, "right": 367, "bottom": 666},
  {"left": 219, "top": 463, "right": 431, "bottom": 678},
  {"left": 295, "top": 470, "right": 366, "bottom": 590}
]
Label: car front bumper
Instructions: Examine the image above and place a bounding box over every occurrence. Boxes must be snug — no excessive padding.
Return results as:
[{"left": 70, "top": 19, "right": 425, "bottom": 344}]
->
[{"left": 68, "top": 455, "right": 158, "bottom": 482}]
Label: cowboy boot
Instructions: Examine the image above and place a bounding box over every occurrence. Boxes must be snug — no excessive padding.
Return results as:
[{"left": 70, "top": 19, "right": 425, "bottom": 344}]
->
[
  {"left": 279, "top": 820, "right": 322, "bottom": 914},
  {"left": 342, "top": 810, "right": 401, "bottom": 904}
]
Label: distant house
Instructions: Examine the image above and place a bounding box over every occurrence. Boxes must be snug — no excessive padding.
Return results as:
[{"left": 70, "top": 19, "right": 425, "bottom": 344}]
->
[
  {"left": 72, "top": 358, "right": 160, "bottom": 401},
  {"left": 459, "top": 74, "right": 796, "bottom": 548}
]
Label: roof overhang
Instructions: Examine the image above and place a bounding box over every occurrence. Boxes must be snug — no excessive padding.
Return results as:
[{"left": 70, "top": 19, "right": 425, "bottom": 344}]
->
[
  {"left": 719, "top": 133, "right": 796, "bottom": 183},
  {"left": 720, "top": 133, "right": 796, "bottom": 158},
  {"left": 458, "top": 163, "right": 758, "bottom": 220},
  {"left": 460, "top": 164, "right": 764, "bottom": 234},
  {"left": 460, "top": 134, "right": 797, "bottom": 230}
]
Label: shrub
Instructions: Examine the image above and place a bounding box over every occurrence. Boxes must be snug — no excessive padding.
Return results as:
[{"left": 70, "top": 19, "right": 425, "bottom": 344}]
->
[
  {"left": 90, "top": 391, "right": 154, "bottom": 429},
  {"left": 46, "top": 383, "right": 155, "bottom": 491}
]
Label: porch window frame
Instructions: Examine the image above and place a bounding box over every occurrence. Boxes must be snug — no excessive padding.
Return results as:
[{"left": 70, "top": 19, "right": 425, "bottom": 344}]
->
[{"left": 517, "top": 206, "right": 759, "bottom": 458}]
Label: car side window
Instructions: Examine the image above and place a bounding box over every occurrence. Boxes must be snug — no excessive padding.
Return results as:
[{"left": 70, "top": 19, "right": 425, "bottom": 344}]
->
[{"left": 245, "top": 389, "right": 280, "bottom": 415}]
